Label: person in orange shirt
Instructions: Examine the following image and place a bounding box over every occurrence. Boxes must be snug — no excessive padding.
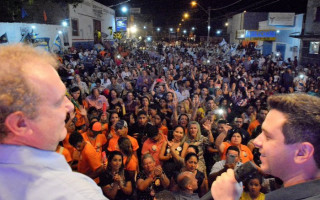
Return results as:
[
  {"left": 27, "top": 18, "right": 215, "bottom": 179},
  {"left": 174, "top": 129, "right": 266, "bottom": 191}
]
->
[
  {"left": 247, "top": 107, "right": 268, "bottom": 136},
  {"left": 81, "top": 121, "right": 107, "bottom": 154},
  {"left": 152, "top": 113, "right": 168, "bottom": 136},
  {"left": 107, "top": 120, "right": 139, "bottom": 156},
  {"left": 69, "top": 132, "right": 104, "bottom": 183},
  {"left": 141, "top": 125, "right": 167, "bottom": 166},
  {"left": 70, "top": 86, "right": 89, "bottom": 130},
  {"left": 56, "top": 142, "right": 72, "bottom": 164}
]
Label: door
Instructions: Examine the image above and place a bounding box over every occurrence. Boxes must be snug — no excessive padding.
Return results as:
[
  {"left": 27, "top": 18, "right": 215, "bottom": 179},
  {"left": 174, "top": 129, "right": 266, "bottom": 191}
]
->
[
  {"left": 276, "top": 43, "right": 286, "bottom": 60},
  {"left": 263, "top": 41, "right": 272, "bottom": 56},
  {"left": 93, "top": 19, "right": 101, "bottom": 44}
]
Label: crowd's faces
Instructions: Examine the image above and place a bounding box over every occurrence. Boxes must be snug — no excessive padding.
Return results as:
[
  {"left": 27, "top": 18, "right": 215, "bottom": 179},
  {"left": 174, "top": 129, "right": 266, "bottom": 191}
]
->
[
  {"left": 206, "top": 100, "right": 216, "bottom": 111},
  {"left": 75, "top": 140, "right": 86, "bottom": 152},
  {"left": 143, "top": 157, "right": 156, "bottom": 173},
  {"left": 253, "top": 109, "right": 296, "bottom": 180},
  {"left": 247, "top": 178, "right": 262, "bottom": 197},
  {"left": 111, "top": 77, "right": 117, "bottom": 85},
  {"left": 92, "top": 89, "right": 100, "bottom": 99},
  {"left": 126, "top": 92, "right": 134, "bottom": 101},
  {"left": 194, "top": 81, "right": 200, "bottom": 89},
  {"left": 111, "top": 155, "right": 123, "bottom": 171},
  {"left": 110, "top": 113, "right": 120, "bottom": 126},
  {"left": 138, "top": 114, "right": 148, "bottom": 126},
  {"left": 153, "top": 115, "right": 162, "bottom": 126},
  {"left": 142, "top": 86, "right": 148, "bottom": 93},
  {"left": 201, "top": 88, "right": 209, "bottom": 96},
  {"left": 179, "top": 115, "right": 189, "bottom": 128},
  {"left": 234, "top": 118, "right": 243, "bottom": 128},
  {"left": 25, "top": 63, "right": 74, "bottom": 151},
  {"left": 189, "top": 124, "right": 198, "bottom": 139},
  {"left": 173, "top": 127, "right": 184, "bottom": 142},
  {"left": 258, "top": 109, "right": 268, "bottom": 122},
  {"left": 185, "top": 156, "right": 198, "bottom": 173},
  {"left": 230, "top": 133, "right": 242, "bottom": 146},
  {"left": 75, "top": 75, "right": 81, "bottom": 83},
  {"left": 166, "top": 93, "right": 173, "bottom": 102},
  {"left": 226, "top": 150, "right": 240, "bottom": 163},
  {"left": 142, "top": 97, "right": 149, "bottom": 107},
  {"left": 117, "top": 126, "right": 128, "bottom": 137},
  {"left": 71, "top": 90, "right": 81, "bottom": 100},
  {"left": 110, "top": 90, "right": 117, "bottom": 99}
]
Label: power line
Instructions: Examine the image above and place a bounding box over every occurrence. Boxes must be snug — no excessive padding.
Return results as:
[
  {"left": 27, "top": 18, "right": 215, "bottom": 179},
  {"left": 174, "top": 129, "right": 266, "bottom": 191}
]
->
[{"left": 210, "top": 0, "right": 243, "bottom": 11}]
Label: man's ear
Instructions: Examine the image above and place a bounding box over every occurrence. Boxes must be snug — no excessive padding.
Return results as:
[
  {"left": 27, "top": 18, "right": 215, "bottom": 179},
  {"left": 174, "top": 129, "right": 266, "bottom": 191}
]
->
[
  {"left": 294, "top": 142, "right": 314, "bottom": 164},
  {"left": 4, "top": 111, "right": 29, "bottom": 136}
]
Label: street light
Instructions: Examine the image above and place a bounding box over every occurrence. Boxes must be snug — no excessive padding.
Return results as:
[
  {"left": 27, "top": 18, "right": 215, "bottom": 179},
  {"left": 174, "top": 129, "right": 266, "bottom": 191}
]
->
[
  {"left": 191, "top": 1, "right": 211, "bottom": 46},
  {"left": 121, "top": 6, "right": 128, "bottom": 13},
  {"left": 170, "top": 28, "right": 173, "bottom": 32},
  {"left": 192, "top": 27, "right": 195, "bottom": 31},
  {"left": 225, "top": 22, "right": 229, "bottom": 26},
  {"left": 62, "top": 21, "right": 68, "bottom": 27},
  {"left": 157, "top": 27, "right": 160, "bottom": 32},
  {"left": 183, "top": 30, "right": 187, "bottom": 34},
  {"left": 143, "top": 26, "right": 147, "bottom": 29},
  {"left": 216, "top": 30, "right": 221, "bottom": 35},
  {"left": 183, "top": 13, "right": 190, "bottom": 19}
]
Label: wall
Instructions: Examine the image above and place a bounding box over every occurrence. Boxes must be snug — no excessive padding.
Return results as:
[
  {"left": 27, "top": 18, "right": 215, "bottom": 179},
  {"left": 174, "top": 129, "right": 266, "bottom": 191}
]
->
[
  {"left": 68, "top": 0, "right": 115, "bottom": 48},
  {"left": 258, "top": 14, "right": 303, "bottom": 61},
  {"left": 229, "top": 13, "right": 242, "bottom": 44},
  {"left": 304, "top": 0, "right": 320, "bottom": 34},
  {"left": 0, "top": 22, "right": 65, "bottom": 52},
  {"left": 243, "top": 12, "right": 268, "bottom": 30}
]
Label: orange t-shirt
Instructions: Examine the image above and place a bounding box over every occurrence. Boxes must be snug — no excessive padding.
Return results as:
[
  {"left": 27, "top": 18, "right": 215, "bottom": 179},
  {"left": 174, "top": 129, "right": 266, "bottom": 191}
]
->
[
  {"left": 74, "top": 100, "right": 89, "bottom": 127},
  {"left": 107, "top": 135, "right": 139, "bottom": 152},
  {"left": 141, "top": 133, "right": 167, "bottom": 166},
  {"left": 247, "top": 120, "right": 260, "bottom": 136},
  {"left": 221, "top": 142, "right": 253, "bottom": 163},
  {"left": 63, "top": 132, "right": 75, "bottom": 158},
  {"left": 78, "top": 142, "right": 102, "bottom": 183},
  {"left": 123, "top": 154, "right": 138, "bottom": 171},
  {"left": 56, "top": 146, "right": 72, "bottom": 163},
  {"left": 81, "top": 132, "right": 107, "bottom": 154},
  {"left": 158, "top": 125, "right": 168, "bottom": 136}
]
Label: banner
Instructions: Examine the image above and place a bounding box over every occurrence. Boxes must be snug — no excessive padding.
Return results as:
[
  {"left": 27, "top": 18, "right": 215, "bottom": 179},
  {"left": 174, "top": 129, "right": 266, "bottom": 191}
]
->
[
  {"left": 116, "top": 17, "right": 127, "bottom": 32},
  {"left": 53, "top": 35, "right": 62, "bottom": 51},
  {"left": 33, "top": 37, "right": 50, "bottom": 51},
  {"left": 0, "top": 33, "right": 8, "bottom": 43}
]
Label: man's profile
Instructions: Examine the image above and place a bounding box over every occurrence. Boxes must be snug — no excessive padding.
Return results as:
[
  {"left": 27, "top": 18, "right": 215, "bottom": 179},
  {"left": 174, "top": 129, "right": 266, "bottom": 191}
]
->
[
  {"left": 211, "top": 93, "right": 320, "bottom": 200},
  {"left": 0, "top": 44, "right": 107, "bottom": 199}
]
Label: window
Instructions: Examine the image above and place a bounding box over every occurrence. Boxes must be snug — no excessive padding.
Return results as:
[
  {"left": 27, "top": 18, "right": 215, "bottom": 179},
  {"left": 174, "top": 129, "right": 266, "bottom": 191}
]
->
[
  {"left": 309, "top": 42, "right": 319, "bottom": 54},
  {"left": 71, "top": 19, "right": 79, "bottom": 36},
  {"left": 314, "top": 7, "right": 320, "bottom": 22}
]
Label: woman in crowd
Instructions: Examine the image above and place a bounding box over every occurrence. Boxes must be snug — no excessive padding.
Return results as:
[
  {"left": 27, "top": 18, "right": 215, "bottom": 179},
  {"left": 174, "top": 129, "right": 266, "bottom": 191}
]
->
[
  {"left": 136, "top": 154, "right": 170, "bottom": 200},
  {"left": 159, "top": 125, "right": 188, "bottom": 178},
  {"left": 108, "top": 89, "right": 126, "bottom": 117},
  {"left": 171, "top": 152, "right": 207, "bottom": 197},
  {"left": 69, "top": 86, "right": 89, "bottom": 130},
  {"left": 124, "top": 92, "right": 138, "bottom": 115},
  {"left": 219, "top": 128, "right": 253, "bottom": 163},
  {"left": 118, "top": 137, "right": 139, "bottom": 182},
  {"left": 135, "top": 96, "right": 150, "bottom": 116},
  {"left": 99, "top": 151, "right": 132, "bottom": 200}
]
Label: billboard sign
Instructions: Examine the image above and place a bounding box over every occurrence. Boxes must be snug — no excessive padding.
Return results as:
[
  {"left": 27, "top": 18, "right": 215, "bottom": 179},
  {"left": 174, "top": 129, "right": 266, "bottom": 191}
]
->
[
  {"left": 268, "top": 12, "right": 295, "bottom": 26},
  {"left": 116, "top": 17, "right": 127, "bottom": 32}
]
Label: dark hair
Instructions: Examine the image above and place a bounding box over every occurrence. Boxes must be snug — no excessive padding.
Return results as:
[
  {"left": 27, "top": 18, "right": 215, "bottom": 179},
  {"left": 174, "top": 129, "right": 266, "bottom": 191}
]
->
[
  {"left": 147, "top": 125, "right": 159, "bottom": 138},
  {"left": 268, "top": 94, "right": 320, "bottom": 168},
  {"left": 187, "top": 145, "right": 199, "bottom": 155},
  {"left": 115, "top": 120, "right": 128, "bottom": 131},
  {"left": 184, "top": 152, "right": 199, "bottom": 163},
  {"left": 243, "top": 173, "right": 263, "bottom": 192},
  {"left": 226, "top": 145, "right": 240, "bottom": 155},
  {"left": 68, "top": 132, "right": 83, "bottom": 147},
  {"left": 118, "top": 137, "right": 133, "bottom": 167},
  {"left": 137, "top": 110, "right": 147, "bottom": 117},
  {"left": 107, "top": 151, "right": 124, "bottom": 175},
  {"left": 227, "top": 128, "right": 243, "bottom": 141},
  {"left": 70, "top": 86, "right": 83, "bottom": 105}
]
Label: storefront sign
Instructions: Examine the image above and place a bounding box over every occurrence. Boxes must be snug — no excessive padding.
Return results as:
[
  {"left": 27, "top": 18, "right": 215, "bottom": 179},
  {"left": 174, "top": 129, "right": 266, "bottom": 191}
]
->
[
  {"left": 268, "top": 12, "right": 295, "bottom": 26},
  {"left": 245, "top": 30, "right": 276, "bottom": 41}
]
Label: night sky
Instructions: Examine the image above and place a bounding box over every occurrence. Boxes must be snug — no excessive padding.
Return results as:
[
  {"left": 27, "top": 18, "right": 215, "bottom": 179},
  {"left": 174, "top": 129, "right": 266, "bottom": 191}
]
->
[{"left": 99, "top": 0, "right": 308, "bottom": 34}]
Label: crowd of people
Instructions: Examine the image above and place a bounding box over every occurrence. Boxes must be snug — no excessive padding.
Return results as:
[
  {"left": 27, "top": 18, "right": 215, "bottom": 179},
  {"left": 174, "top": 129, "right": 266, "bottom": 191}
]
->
[{"left": 1, "top": 39, "right": 320, "bottom": 200}]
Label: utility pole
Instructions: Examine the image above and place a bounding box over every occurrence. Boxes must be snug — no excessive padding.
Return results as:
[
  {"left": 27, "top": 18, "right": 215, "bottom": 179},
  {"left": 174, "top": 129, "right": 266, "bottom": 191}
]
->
[{"left": 207, "top": 6, "right": 211, "bottom": 47}]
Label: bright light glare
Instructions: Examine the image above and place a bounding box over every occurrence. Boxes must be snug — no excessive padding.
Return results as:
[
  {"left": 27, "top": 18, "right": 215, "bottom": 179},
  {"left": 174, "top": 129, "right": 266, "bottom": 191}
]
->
[
  {"left": 170, "top": 28, "right": 173, "bottom": 32},
  {"left": 276, "top": 30, "right": 280, "bottom": 33},
  {"left": 157, "top": 28, "right": 160, "bottom": 31},
  {"left": 58, "top": 31, "right": 62, "bottom": 34},
  {"left": 184, "top": 13, "right": 189, "bottom": 19},
  {"left": 143, "top": 26, "right": 146, "bottom": 29},
  {"left": 117, "top": 55, "right": 121, "bottom": 59},
  {"left": 225, "top": 22, "right": 229, "bottom": 26},
  {"left": 131, "top": 26, "right": 137, "bottom": 33},
  {"left": 183, "top": 30, "right": 187, "bottom": 34},
  {"left": 121, "top": 6, "right": 128, "bottom": 13},
  {"left": 31, "top": 25, "right": 36, "bottom": 29},
  {"left": 191, "top": 1, "right": 197, "bottom": 7},
  {"left": 147, "top": 37, "right": 151, "bottom": 41},
  {"left": 62, "top": 21, "right": 68, "bottom": 27},
  {"left": 216, "top": 30, "right": 221, "bottom": 34},
  {"left": 217, "top": 109, "right": 224, "bottom": 115},
  {"left": 208, "top": 26, "right": 211, "bottom": 30},
  {"left": 192, "top": 27, "right": 195, "bottom": 30}
]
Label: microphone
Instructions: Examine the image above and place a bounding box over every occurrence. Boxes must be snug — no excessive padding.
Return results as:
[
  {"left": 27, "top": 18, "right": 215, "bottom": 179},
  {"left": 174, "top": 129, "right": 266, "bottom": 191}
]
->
[{"left": 200, "top": 161, "right": 258, "bottom": 200}]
